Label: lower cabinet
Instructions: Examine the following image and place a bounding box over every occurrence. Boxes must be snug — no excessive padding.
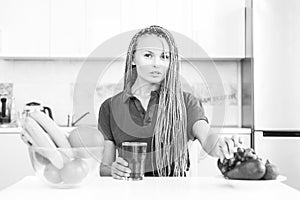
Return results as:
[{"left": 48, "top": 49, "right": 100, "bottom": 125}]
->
[{"left": 0, "top": 133, "right": 34, "bottom": 190}]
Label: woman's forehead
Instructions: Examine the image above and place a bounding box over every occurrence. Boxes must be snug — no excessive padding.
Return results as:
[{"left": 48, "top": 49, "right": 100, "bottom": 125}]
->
[{"left": 136, "top": 35, "right": 169, "bottom": 52}]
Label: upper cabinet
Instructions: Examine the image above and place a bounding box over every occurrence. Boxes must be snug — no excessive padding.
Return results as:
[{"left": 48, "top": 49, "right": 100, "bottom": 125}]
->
[
  {"left": 191, "top": 0, "right": 245, "bottom": 58},
  {"left": 120, "top": 0, "right": 245, "bottom": 58},
  {"left": 120, "top": 0, "right": 158, "bottom": 32},
  {"left": 0, "top": 0, "right": 50, "bottom": 57},
  {"left": 49, "top": 0, "right": 85, "bottom": 57},
  {"left": 0, "top": 0, "right": 245, "bottom": 59},
  {"left": 85, "top": 0, "right": 121, "bottom": 55}
]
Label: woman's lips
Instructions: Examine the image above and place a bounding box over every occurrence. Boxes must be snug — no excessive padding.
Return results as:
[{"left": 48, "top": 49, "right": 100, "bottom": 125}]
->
[
  {"left": 150, "top": 71, "right": 162, "bottom": 78},
  {"left": 150, "top": 71, "right": 162, "bottom": 75}
]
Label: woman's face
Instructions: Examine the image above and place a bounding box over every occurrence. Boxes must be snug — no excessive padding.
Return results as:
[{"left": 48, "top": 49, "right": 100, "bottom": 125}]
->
[{"left": 133, "top": 35, "right": 170, "bottom": 86}]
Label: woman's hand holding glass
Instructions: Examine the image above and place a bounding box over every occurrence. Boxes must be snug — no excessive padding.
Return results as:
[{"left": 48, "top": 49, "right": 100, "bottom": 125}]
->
[{"left": 111, "top": 157, "right": 131, "bottom": 180}]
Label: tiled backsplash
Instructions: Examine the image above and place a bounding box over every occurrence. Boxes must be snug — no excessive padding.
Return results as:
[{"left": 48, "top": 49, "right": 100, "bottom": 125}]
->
[{"left": 0, "top": 59, "right": 241, "bottom": 127}]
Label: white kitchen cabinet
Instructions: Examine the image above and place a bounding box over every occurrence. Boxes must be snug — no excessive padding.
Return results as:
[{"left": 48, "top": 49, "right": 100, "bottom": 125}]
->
[
  {"left": 85, "top": 0, "right": 121, "bottom": 55},
  {"left": 191, "top": 0, "right": 245, "bottom": 58},
  {"left": 0, "top": 0, "right": 86, "bottom": 58},
  {"left": 49, "top": 0, "right": 85, "bottom": 57},
  {"left": 0, "top": 133, "right": 34, "bottom": 190},
  {"left": 120, "top": 0, "right": 158, "bottom": 32},
  {"left": 0, "top": 0, "right": 50, "bottom": 57},
  {"left": 156, "top": 0, "right": 190, "bottom": 35},
  {"left": 0, "top": 0, "right": 245, "bottom": 58},
  {"left": 121, "top": 0, "right": 245, "bottom": 58}
]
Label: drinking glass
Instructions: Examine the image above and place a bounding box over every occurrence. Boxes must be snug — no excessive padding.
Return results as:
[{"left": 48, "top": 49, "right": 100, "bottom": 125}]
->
[{"left": 120, "top": 142, "right": 147, "bottom": 180}]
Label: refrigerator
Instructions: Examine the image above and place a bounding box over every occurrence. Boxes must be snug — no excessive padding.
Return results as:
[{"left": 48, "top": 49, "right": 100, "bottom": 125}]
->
[{"left": 252, "top": 0, "right": 300, "bottom": 190}]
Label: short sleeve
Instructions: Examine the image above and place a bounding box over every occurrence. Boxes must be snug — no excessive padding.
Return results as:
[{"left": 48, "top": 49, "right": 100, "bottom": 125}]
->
[
  {"left": 184, "top": 92, "right": 209, "bottom": 141},
  {"left": 98, "top": 98, "right": 115, "bottom": 143}
]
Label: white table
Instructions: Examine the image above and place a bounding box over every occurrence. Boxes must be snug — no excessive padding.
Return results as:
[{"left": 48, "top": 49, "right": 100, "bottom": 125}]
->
[{"left": 0, "top": 176, "right": 299, "bottom": 200}]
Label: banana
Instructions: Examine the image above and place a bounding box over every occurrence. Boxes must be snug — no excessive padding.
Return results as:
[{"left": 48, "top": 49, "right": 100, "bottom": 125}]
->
[
  {"left": 20, "top": 129, "right": 36, "bottom": 146},
  {"left": 30, "top": 110, "right": 73, "bottom": 158},
  {"left": 23, "top": 117, "right": 64, "bottom": 169}
]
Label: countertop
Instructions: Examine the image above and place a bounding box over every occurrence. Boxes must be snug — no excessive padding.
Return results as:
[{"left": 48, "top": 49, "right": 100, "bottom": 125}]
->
[
  {"left": 0, "top": 127, "right": 252, "bottom": 134},
  {"left": 0, "top": 127, "right": 75, "bottom": 134},
  {"left": 0, "top": 176, "right": 299, "bottom": 200}
]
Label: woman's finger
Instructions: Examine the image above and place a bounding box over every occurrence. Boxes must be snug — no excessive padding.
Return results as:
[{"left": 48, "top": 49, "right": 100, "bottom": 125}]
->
[
  {"left": 219, "top": 137, "right": 231, "bottom": 159},
  {"left": 231, "top": 135, "right": 243, "bottom": 147},
  {"left": 112, "top": 169, "right": 125, "bottom": 179},
  {"left": 239, "top": 136, "right": 244, "bottom": 145},
  {"left": 111, "top": 168, "right": 123, "bottom": 180},
  {"left": 116, "top": 157, "right": 129, "bottom": 167},
  {"left": 224, "top": 137, "right": 235, "bottom": 157},
  {"left": 217, "top": 138, "right": 228, "bottom": 160},
  {"left": 231, "top": 135, "right": 240, "bottom": 147},
  {"left": 111, "top": 160, "right": 131, "bottom": 179},
  {"left": 114, "top": 163, "right": 131, "bottom": 174}
]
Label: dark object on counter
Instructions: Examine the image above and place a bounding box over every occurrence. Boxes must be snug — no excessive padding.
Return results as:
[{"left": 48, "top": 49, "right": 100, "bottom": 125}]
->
[
  {"left": 0, "top": 97, "right": 10, "bottom": 124},
  {"left": 217, "top": 147, "right": 278, "bottom": 180},
  {"left": 1, "top": 98, "right": 6, "bottom": 117},
  {"left": 25, "top": 102, "right": 53, "bottom": 119}
]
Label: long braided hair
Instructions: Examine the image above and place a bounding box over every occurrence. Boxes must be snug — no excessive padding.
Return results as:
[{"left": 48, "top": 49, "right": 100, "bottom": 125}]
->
[{"left": 124, "top": 25, "right": 188, "bottom": 176}]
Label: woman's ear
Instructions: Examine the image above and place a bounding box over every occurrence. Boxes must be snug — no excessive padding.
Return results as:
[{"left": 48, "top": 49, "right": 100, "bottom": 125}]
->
[
  {"left": 132, "top": 50, "right": 136, "bottom": 65},
  {"left": 132, "top": 57, "right": 136, "bottom": 65}
]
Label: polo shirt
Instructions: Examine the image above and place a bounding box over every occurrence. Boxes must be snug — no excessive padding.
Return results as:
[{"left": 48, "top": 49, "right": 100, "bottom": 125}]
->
[{"left": 98, "top": 88, "right": 208, "bottom": 176}]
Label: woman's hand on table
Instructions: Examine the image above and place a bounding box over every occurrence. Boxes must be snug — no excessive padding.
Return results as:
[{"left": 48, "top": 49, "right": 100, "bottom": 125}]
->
[{"left": 111, "top": 157, "right": 131, "bottom": 179}]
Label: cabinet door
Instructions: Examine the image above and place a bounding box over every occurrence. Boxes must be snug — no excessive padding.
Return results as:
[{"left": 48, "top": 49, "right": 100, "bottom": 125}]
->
[
  {"left": 120, "top": 0, "right": 245, "bottom": 58},
  {"left": 157, "top": 0, "right": 193, "bottom": 39},
  {"left": 0, "top": 134, "right": 34, "bottom": 190},
  {"left": 0, "top": 0, "right": 49, "bottom": 57},
  {"left": 85, "top": 0, "right": 121, "bottom": 55},
  {"left": 192, "top": 0, "right": 245, "bottom": 58},
  {"left": 120, "top": 0, "right": 158, "bottom": 32},
  {"left": 49, "top": 0, "right": 85, "bottom": 57}
]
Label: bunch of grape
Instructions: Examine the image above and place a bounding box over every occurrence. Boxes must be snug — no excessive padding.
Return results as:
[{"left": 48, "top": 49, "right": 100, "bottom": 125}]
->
[{"left": 218, "top": 147, "right": 260, "bottom": 175}]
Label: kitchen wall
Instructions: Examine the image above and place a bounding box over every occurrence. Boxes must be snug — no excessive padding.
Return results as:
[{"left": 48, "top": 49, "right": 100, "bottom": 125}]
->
[
  {"left": 0, "top": 59, "right": 241, "bottom": 127},
  {"left": 0, "top": 59, "right": 81, "bottom": 126}
]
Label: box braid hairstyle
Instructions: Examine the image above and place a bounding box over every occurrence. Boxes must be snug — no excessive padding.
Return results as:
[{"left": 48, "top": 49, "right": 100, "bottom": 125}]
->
[{"left": 123, "top": 25, "right": 188, "bottom": 176}]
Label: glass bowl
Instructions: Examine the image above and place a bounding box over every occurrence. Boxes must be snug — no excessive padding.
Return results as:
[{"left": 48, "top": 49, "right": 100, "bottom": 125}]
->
[{"left": 28, "top": 146, "right": 104, "bottom": 188}]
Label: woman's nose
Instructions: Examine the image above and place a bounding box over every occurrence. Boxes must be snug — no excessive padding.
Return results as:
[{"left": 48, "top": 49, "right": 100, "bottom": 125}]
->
[{"left": 152, "top": 56, "right": 161, "bottom": 67}]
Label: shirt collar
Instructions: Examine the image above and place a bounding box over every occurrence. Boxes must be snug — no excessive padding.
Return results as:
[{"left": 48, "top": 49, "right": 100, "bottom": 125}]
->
[{"left": 122, "top": 86, "right": 160, "bottom": 103}]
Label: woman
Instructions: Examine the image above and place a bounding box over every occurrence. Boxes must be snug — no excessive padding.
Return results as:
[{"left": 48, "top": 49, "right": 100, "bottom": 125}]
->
[{"left": 98, "top": 25, "right": 240, "bottom": 179}]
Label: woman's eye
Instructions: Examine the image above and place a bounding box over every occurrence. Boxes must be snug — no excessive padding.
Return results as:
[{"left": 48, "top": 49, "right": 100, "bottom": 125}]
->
[
  {"left": 161, "top": 53, "right": 170, "bottom": 60},
  {"left": 144, "top": 53, "right": 152, "bottom": 58}
]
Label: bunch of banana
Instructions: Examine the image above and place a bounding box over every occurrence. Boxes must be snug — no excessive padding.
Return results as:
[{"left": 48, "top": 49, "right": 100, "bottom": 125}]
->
[{"left": 21, "top": 110, "right": 73, "bottom": 169}]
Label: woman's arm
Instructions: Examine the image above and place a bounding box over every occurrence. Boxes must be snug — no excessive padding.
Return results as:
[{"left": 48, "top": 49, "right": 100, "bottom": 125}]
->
[
  {"left": 192, "top": 120, "right": 219, "bottom": 157},
  {"left": 192, "top": 120, "right": 239, "bottom": 159},
  {"left": 100, "top": 140, "right": 116, "bottom": 176}
]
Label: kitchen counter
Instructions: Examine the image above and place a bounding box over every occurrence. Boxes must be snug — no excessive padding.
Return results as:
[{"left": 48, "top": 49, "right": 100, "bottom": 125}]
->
[
  {"left": 0, "top": 127, "right": 22, "bottom": 133},
  {"left": 0, "top": 127, "right": 75, "bottom": 134},
  {"left": 0, "top": 176, "right": 299, "bottom": 200},
  {"left": 0, "top": 127, "right": 252, "bottom": 134}
]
